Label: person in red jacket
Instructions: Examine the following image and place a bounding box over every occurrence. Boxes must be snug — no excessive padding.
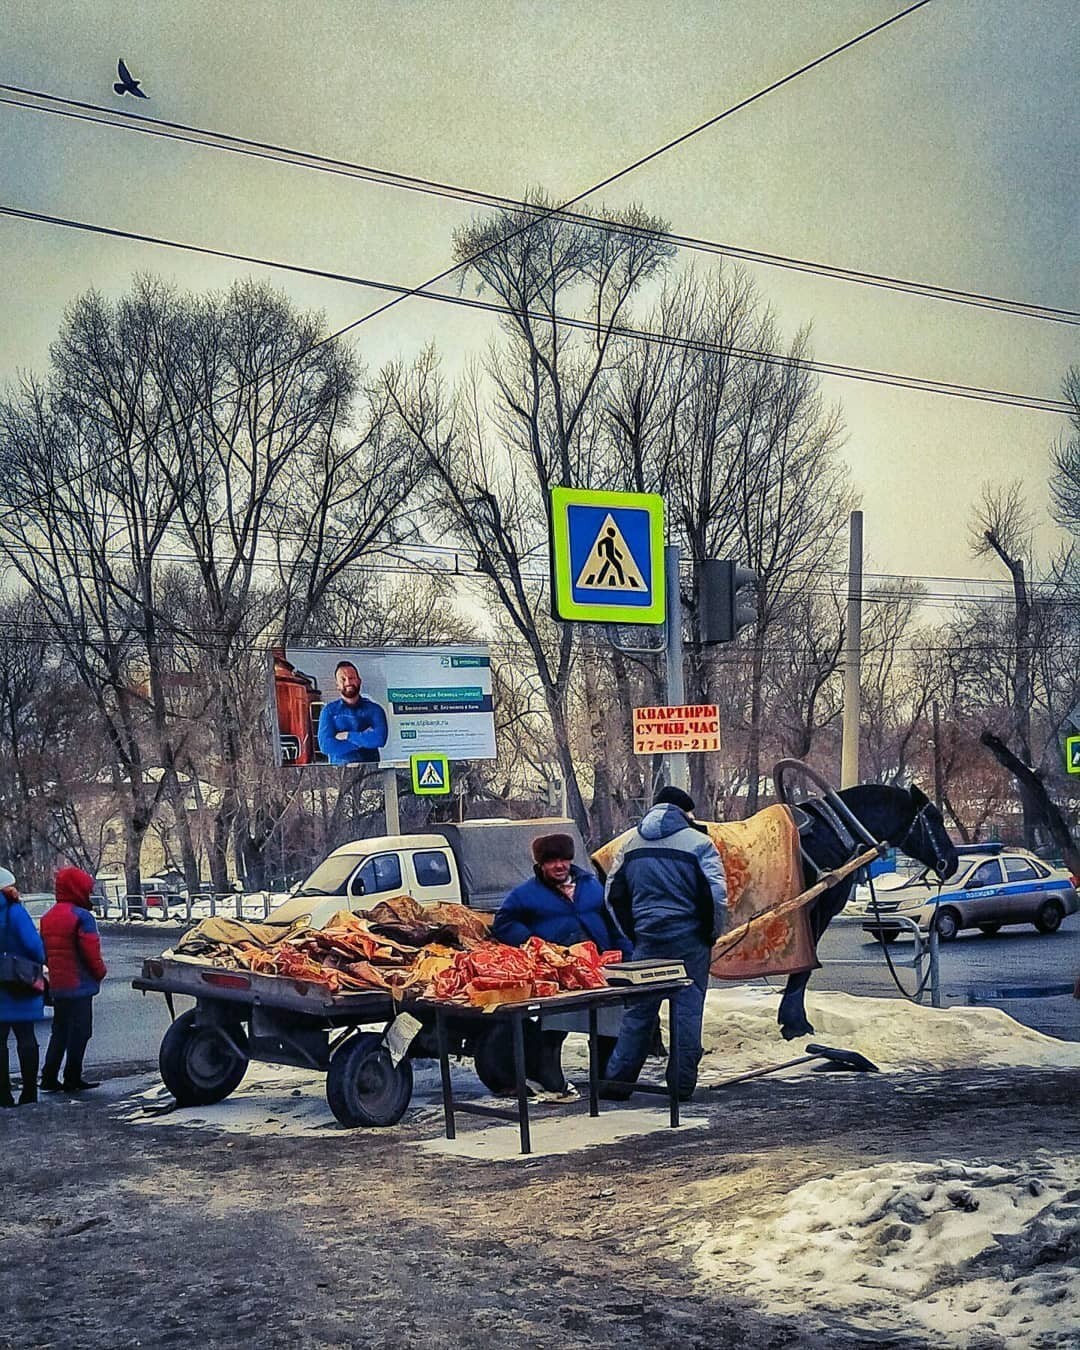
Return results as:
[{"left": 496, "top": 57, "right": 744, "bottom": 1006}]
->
[{"left": 40, "top": 867, "right": 107, "bottom": 1092}]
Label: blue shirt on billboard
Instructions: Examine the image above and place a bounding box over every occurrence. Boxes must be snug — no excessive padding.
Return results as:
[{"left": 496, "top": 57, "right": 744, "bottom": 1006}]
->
[{"left": 317, "top": 696, "right": 389, "bottom": 764}]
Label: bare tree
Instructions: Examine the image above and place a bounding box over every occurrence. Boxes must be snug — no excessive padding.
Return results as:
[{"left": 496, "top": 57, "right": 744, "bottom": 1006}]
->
[
  {"left": 970, "top": 480, "right": 1038, "bottom": 843},
  {"left": 383, "top": 197, "right": 673, "bottom": 840}
]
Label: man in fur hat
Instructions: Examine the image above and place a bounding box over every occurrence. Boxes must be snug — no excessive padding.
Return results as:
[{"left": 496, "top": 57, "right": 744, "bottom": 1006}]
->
[{"left": 492, "top": 832, "right": 629, "bottom": 1099}]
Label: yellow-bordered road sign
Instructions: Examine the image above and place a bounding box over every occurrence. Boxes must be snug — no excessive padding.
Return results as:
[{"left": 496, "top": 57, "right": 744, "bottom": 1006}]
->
[
  {"left": 1065, "top": 736, "right": 1080, "bottom": 775},
  {"left": 410, "top": 753, "right": 451, "bottom": 795},
  {"left": 550, "top": 487, "right": 665, "bottom": 624}
]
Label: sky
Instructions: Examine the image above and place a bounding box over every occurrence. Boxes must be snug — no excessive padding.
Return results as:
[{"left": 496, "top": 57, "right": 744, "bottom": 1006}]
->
[{"left": 1, "top": 0, "right": 1077, "bottom": 593}]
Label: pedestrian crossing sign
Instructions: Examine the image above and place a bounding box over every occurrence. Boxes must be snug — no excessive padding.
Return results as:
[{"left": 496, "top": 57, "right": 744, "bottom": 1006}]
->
[
  {"left": 410, "top": 753, "right": 451, "bottom": 795},
  {"left": 550, "top": 487, "right": 665, "bottom": 624},
  {"left": 1065, "top": 736, "right": 1080, "bottom": 775}
]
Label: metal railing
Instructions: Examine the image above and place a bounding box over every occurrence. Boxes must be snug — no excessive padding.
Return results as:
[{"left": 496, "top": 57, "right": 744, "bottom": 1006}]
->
[
  {"left": 822, "top": 913, "right": 941, "bottom": 1007},
  {"left": 97, "top": 891, "right": 275, "bottom": 923}
]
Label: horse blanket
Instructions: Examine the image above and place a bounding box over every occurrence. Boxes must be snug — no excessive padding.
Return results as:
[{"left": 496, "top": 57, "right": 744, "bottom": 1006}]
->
[{"left": 592, "top": 804, "right": 817, "bottom": 979}]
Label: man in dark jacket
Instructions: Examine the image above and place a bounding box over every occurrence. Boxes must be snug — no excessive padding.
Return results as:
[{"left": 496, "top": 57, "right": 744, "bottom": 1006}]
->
[
  {"left": 492, "top": 833, "right": 629, "bottom": 1098},
  {"left": 40, "top": 867, "right": 107, "bottom": 1093},
  {"left": 602, "top": 787, "right": 727, "bottom": 1100}
]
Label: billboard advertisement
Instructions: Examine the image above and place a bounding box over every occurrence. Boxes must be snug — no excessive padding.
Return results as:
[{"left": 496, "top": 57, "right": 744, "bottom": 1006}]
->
[{"left": 271, "top": 646, "right": 496, "bottom": 769}]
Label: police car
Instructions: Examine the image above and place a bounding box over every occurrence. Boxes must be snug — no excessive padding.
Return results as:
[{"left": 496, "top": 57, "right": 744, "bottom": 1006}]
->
[{"left": 860, "top": 844, "right": 1079, "bottom": 942}]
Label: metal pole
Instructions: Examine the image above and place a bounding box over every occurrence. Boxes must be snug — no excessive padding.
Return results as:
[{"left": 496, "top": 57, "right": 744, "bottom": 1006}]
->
[
  {"left": 932, "top": 699, "right": 944, "bottom": 811},
  {"left": 664, "top": 544, "right": 690, "bottom": 792},
  {"left": 382, "top": 766, "right": 400, "bottom": 835},
  {"left": 841, "top": 510, "right": 863, "bottom": 789},
  {"left": 929, "top": 923, "right": 941, "bottom": 1008}
]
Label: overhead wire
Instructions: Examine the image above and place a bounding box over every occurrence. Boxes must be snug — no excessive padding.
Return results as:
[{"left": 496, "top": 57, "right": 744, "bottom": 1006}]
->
[
  {"left": 2, "top": 51, "right": 1074, "bottom": 325},
  {"left": 0, "top": 203, "right": 1069, "bottom": 415}
]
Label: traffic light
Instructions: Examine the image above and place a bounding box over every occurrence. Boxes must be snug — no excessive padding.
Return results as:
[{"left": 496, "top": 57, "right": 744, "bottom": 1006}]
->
[{"left": 698, "top": 559, "right": 760, "bottom": 643}]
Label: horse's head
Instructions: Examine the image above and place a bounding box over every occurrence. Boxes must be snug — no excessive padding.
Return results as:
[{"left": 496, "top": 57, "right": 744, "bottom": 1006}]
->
[{"left": 899, "top": 785, "right": 958, "bottom": 880}]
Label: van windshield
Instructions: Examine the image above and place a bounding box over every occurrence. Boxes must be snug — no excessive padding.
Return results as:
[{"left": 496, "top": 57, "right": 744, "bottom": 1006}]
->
[{"left": 294, "top": 855, "right": 362, "bottom": 898}]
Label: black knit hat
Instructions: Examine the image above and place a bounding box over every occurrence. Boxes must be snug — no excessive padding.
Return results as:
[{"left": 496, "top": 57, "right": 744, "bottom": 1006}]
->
[
  {"left": 532, "top": 833, "right": 576, "bottom": 864},
  {"left": 654, "top": 786, "right": 695, "bottom": 814}
]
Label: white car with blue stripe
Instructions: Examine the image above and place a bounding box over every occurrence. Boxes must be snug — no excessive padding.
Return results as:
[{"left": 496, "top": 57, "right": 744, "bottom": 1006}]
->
[{"left": 860, "top": 845, "right": 1079, "bottom": 942}]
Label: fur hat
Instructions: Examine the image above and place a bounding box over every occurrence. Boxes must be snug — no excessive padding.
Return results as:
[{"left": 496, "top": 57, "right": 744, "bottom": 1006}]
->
[
  {"left": 55, "top": 867, "right": 95, "bottom": 907},
  {"left": 654, "top": 786, "right": 695, "bottom": 814},
  {"left": 531, "top": 833, "right": 576, "bottom": 865}
]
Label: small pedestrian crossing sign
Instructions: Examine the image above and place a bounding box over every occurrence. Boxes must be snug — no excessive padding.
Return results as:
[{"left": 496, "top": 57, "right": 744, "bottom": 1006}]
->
[
  {"left": 575, "top": 514, "right": 647, "bottom": 591},
  {"left": 410, "top": 753, "right": 451, "bottom": 795},
  {"left": 1066, "top": 736, "right": 1080, "bottom": 775},
  {"left": 550, "top": 487, "right": 665, "bottom": 624}
]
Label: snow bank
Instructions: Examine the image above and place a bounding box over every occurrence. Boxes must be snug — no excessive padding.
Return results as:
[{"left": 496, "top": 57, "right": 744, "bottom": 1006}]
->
[
  {"left": 685, "top": 1152, "right": 1080, "bottom": 1348},
  {"left": 690, "top": 986, "right": 1080, "bottom": 1077}
]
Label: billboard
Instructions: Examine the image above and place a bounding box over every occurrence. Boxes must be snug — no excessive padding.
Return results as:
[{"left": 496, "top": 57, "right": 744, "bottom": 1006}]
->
[{"left": 271, "top": 646, "right": 496, "bottom": 769}]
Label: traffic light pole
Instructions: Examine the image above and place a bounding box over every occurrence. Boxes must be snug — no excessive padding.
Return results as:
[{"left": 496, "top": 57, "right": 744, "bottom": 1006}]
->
[
  {"left": 664, "top": 544, "right": 690, "bottom": 792},
  {"left": 841, "top": 509, "right": 863, "bottom": 789}
]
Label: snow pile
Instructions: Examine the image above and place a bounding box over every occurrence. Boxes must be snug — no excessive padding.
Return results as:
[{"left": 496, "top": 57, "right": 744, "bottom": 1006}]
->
[
  {"left": 689, "top": 986, "right": 1080, "bottom": 1077},
  {"left": 687, "top": 1153, "right": 1080, "bottom": 1348}
]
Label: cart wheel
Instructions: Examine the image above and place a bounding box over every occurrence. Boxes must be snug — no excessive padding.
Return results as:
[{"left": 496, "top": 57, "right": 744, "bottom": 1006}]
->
[
  {"left": 159, "top": 1010, "right": 249, "bottom": 1106},
  {"left": 327, "top": 1032, "right": 413, "bottom": 1128},
  {"left": 472, "top": 1023, "right": 516, "bottom": 1095}
]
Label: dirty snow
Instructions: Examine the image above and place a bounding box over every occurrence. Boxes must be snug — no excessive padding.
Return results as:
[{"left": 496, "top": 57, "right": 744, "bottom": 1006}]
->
[
  {"left": 105, "top": 988, "right": 1080, "bottom": 1343},
  {"left": 689, "top": 986, "right": 1080, "bottom": 1078},
  {"left": 416, "top": 1107, "right": 708, "bottom": 1162},
  {"left": 115, "top": 1059, "right": 699, "bottom": 1158},
  {"left": 682, "top": 1152, "right": 1080, "bottom": 1348}
]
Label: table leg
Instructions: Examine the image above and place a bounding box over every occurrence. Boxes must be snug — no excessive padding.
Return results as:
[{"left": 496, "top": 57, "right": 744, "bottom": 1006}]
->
[
  {"left": 435, "top": 1009, "right": 456, "bottom": 1141},
  {"left": 511, "top": 1013, "right": 531, "bottom": 1155},
  {"left": 588, "top": 1004, "right": 599, "bottom": 1117},
  {"left": 668, "top": 991, "right": 680, "bottom": 1128}
]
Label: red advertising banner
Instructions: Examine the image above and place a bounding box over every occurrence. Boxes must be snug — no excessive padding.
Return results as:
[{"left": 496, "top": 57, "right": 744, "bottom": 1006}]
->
[{"left": 633, "top": 704, "right": 721, "bottom": 755}]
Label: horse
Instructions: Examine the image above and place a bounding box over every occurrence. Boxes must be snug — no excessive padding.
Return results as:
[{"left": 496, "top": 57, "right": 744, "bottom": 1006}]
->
[{"left": 776, "top": 782, "right": 958, "bottom": 1040}]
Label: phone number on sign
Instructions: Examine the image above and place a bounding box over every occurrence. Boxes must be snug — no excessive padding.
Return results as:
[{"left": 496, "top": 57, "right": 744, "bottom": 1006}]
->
[{"left": 635, "top": 736, "right": 721, "bottom": 753}]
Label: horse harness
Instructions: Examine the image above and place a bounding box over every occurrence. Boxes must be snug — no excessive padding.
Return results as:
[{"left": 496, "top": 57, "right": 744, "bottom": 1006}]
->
[
  {"left": 791, "top": 798, "right": 864, "bottom": 878},
  {"left": 792, "top": 794, "right": 937, "bottom": 879}
]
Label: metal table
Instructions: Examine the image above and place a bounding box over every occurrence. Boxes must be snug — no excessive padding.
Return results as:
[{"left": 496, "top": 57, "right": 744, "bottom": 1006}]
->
[{"left": 414, "top": 978, "right": 693, "bottom": 1155}]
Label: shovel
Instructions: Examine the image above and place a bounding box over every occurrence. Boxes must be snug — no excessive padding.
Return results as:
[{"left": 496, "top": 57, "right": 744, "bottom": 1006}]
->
[{"left": 706, "top": 1042, "right": 879, "bottom": 1091}]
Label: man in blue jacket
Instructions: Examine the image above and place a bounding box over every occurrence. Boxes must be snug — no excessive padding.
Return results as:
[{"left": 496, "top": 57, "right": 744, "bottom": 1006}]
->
[
  {"left": 317, "top": 662, "right": 389, "bottom": 765},
  {"left": 493, "top": 833, "right": 629, "bottom": 1098},
  {"left": 602, "top": 786, "right": 728, "bottom": 1101}
]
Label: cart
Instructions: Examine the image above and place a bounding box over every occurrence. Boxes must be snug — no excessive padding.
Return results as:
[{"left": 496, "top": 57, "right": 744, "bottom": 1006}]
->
[{"left": 133, "top": 956, "right": 691, "bottom": 1151}]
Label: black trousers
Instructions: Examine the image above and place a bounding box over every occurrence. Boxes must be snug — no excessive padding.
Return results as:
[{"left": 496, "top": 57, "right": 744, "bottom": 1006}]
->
[
  {"left": 0, "top": 1021, "right": 40, "bottom": 1101},
  {"left": 43, "top": 996, "right": 94, "bottom": 1087},
  {"left": 524, "top": 1024, "right": 617, "bottom": 1092}
]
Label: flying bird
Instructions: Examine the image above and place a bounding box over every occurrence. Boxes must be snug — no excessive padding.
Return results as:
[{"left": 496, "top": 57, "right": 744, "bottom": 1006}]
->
[{"left": 113, "top": 58, "right": 148, "bottom": 99}]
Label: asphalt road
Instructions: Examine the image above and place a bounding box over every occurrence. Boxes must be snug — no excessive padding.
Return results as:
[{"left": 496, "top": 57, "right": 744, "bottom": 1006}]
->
[{"left": 69, "top": 914, "right": 1080, "bottom": 1072}]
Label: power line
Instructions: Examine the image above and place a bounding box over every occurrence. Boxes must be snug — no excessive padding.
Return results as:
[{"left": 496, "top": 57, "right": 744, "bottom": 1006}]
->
[
  {"left": 286, "top": 0, "right": 940, "bottom": 353},
  {"left": 2, "top": 61, "right": 1073, "bottom": 325},
  {"left": 0, "top": 4, "right": 947, "bottom": 517},
  {"left": 1, "top": 526, "right": 1075, "bottom": 615},
  {"left": 1, "top": 202, "right": 1069, "bottom": 415}
]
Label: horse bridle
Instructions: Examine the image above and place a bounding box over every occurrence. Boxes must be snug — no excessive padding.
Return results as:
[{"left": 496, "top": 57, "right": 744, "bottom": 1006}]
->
[{"left": 896, "top": 800, "right": 952, "bottom": 878}]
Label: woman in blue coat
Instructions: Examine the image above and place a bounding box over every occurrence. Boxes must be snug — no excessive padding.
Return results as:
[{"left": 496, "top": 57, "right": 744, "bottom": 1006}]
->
[
  {"left": 491, "top": 834, "right": 629, "bottom": 1097},
  {"left": 0, "top": 866, "right": 46, "bottom": 1106}
]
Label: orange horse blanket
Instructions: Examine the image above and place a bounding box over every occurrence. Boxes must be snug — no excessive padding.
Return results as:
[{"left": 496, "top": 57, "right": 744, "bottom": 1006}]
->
[{"left": 592, "top": 804, "right": 817, "bottom": 980}]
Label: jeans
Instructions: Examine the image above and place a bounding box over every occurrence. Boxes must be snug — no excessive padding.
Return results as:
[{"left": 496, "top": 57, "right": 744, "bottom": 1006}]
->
[
  {"left": 43, "top": 995, "right": 94, "bottom": 1087},
  {"left": 605, "top": 942, "right": 711, "bottom": 1097},
  {"left": 0, "top": 1021, "right": 39, "bottom": 1102}
]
